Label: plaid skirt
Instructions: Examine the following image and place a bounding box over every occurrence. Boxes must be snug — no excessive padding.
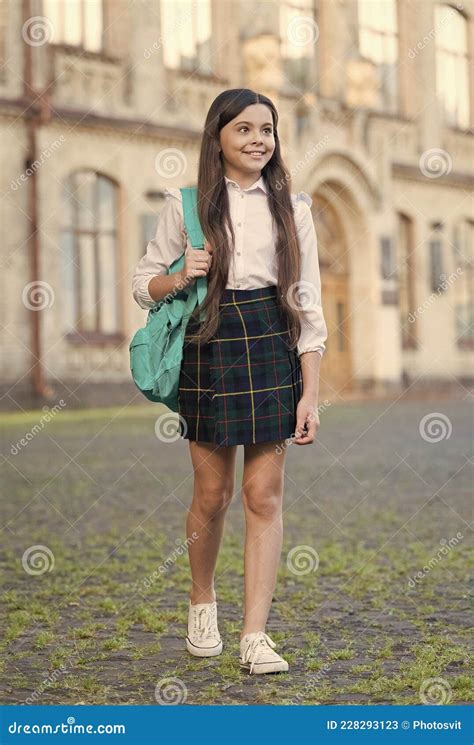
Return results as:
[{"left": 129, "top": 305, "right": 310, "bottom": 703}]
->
[{"left": 177, "top": 286, "right": 303, "bottom": 446}]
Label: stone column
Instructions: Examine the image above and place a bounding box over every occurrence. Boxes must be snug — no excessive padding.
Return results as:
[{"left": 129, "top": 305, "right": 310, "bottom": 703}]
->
[
  {"left": 125, "top": 0, "right": 167, "bottom": 121},
  {"left": 404, "top": 0, "right": 442, "bottom": 151},
  {"left": 318, "top": 0, "right": 353, "bottom": 101}
]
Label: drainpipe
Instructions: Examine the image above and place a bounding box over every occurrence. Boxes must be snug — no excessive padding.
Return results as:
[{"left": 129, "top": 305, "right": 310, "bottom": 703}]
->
[{"left": 22, "top": 0, "right": 55, "bottom": 400}]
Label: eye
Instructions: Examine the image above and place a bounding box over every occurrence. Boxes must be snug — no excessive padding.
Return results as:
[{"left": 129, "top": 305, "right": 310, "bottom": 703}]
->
[{"left": 238, "top": 126, "right": 274, "bottom": 134}]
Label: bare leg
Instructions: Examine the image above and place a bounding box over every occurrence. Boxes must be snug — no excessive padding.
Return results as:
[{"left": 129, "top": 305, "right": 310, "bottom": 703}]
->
[
  {"left": 240, "top": 440, "right": 287, "bottom": 638},
  {"left": 186, "top": 440, "right": 238, "bottom": 605}
]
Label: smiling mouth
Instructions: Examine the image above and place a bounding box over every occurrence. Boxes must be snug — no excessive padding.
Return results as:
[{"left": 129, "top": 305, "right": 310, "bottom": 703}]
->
[{"left": 243, "top": 151, "right": 265, "bottom": 157}]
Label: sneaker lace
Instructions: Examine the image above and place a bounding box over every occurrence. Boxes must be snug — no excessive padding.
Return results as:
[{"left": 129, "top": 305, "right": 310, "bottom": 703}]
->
[
  {"left": 242, "top": 632, "right": 276, "bottom": 674},
  {"left": 193, "top": 605, "right": 217, "bottom": 640}
]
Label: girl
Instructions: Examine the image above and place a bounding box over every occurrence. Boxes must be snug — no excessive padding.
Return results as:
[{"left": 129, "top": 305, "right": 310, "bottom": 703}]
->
[{"left": 132, "top": 89, "right": 327, "bottom": 675}]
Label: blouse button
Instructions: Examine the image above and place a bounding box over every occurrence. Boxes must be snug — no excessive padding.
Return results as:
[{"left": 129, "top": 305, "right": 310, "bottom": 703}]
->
[
  {"left": 237, "top": 222, "right": 242, "bottom": 227},
  {"left": 237, "top": 251, "right": 241, "bottom": 255},
  {"left": 241, "top": 194, "right": 244, "bottom": 199}
]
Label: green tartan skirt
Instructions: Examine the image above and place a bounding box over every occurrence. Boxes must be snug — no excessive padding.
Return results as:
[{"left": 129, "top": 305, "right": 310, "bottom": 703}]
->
[{"left": 177, "top": 285, "right": 302, "bottom": 446}]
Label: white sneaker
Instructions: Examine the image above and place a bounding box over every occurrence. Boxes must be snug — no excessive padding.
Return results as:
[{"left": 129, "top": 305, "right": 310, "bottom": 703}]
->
[
  {"left": 186, "top": 600, "right": 223, "bottom": 657},
  {"left": 239, "top": 631, "right": 289, "bottom": 674}
]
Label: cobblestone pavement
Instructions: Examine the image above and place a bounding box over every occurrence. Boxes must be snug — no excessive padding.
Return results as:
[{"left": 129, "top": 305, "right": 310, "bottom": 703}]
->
[{"left": 0, "top": 396, "right": 472, "bottom": 705}]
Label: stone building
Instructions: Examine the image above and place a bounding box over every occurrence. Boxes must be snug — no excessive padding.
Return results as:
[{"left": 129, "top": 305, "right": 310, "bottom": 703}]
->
[{"left": 0, "top": 0, "right": 472, "bottom": 409}]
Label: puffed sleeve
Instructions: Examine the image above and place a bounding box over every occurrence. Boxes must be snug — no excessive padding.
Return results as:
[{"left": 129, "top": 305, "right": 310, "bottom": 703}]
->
[
  {"left": 293, "top": 192, "right": 328, "bottom": 358},
  {"left": 131, "top": 188, "right": 185, "bottom": 309}
]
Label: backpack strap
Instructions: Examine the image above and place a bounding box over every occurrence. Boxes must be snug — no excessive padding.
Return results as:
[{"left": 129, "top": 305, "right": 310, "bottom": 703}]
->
[
  {"left": 180, "top": 186, "right": 207, "bottom": 322},
  {"left": 181, "top": 187, "right": 204, "bottom": 248}
]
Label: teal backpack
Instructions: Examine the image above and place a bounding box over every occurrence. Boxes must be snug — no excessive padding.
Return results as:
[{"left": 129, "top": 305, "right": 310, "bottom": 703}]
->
[{"left": 129, "top": 187, "right": 207, "bottom": 411}]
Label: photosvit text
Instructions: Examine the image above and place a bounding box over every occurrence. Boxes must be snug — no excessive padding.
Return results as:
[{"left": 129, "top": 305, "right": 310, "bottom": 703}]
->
[{"left": 326, "top": 719, "right": 462, "bottom": 730}]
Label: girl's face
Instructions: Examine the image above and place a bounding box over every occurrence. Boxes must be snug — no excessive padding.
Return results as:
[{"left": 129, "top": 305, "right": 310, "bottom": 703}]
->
[{"left": 219, "top": 104, "right": 275, "bottom": 180}]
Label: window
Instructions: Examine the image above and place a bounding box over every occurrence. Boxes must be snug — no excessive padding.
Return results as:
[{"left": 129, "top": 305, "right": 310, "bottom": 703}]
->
[
  {"left": 141, "top": 213, "right": 160, "bottom": 256},
  {"left": 435, "top": 4, "right": 470, "bottom": 129},
  {"left": 455, "top": 303, "right": 473, "bottom": 344},
  {"left": 452, "top": 220, "right": 474, "bottom": 346},
  {"left": 429, "top": 224, "right": 445, "bottom": 293},
  {"left": 61, "top": 172, "right": 120, "bottom": 337},
  {"left": 161, "top": 0, "right": 212, "bottom": 74},
  {"left": 357, "top": 0, "right": 398, "bottom": 112},
  {"left": 44, "top": 0, "right": 103, "bottom": 52},
  {"left": 380, "top": 236, "right": 396, "bottom": 280},
  {"left": 280, "top": 0, "right": 317, "bottom": 91},
  {"left": 380, "top": 235, "right": 398, "bottom": 305},
  {"left": 336, "top": 301, "right": 345, "bottom": 352}
]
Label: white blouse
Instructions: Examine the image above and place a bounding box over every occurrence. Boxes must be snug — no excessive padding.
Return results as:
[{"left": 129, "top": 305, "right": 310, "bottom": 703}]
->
[{"left": 131, "top": 174, "right": 328, "bottom": 357}]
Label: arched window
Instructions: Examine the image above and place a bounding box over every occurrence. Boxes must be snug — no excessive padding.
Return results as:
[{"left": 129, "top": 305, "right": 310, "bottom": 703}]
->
[
  {"left": 357, "top": 0, "right": 399, "bottom": 112},
  {"left": 61, "top": 171, "right": 120, "bottom": 338},
  {"left": 435, "top": 4, "right": 470, "bottom": 129}
]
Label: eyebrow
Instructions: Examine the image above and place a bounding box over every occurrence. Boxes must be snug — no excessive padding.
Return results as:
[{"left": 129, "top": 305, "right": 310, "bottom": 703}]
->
[{"left": 234, "top": 121, "right": 273, "bottom": 127}]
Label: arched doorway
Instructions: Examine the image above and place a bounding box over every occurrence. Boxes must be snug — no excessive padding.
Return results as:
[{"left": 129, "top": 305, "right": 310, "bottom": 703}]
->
[
  {"left": 313, "top": 193, "right": 352, "bottom": 393},
  {"left": 304, "top": 150, "right": 381, "bottom": 396}
]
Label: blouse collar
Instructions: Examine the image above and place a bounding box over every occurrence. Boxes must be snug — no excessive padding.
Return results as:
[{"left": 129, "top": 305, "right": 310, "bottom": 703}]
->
[{"left": 224, "top": 174, "right": 268, "bottom": 194}]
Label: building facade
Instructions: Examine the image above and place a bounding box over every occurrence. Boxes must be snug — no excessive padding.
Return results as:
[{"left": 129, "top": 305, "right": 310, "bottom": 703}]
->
[{"left": 0, "top": 0, "right": 472, "bottom": 409}]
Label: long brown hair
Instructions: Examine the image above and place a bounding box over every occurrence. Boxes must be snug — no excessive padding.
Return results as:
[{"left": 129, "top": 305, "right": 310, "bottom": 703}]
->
[{"left": 187, "top": 88, "right": 302, "bottom": 349}]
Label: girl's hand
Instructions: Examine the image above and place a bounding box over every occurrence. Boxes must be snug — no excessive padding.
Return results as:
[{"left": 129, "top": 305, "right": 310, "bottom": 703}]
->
[
  {"left": 294, "top": 396, "right": 320, "bottom": 445},
  {"left": 180, "top": 228, "right": 213, "bottom": 285}
]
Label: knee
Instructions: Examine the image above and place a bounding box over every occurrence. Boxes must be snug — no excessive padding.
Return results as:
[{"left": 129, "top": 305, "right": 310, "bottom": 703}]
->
[
  {"left": 194, "top": 483, "right": 233, "bottom": 520},
  {"left": 242, "top": 485, "right": 282, "bottom": 519}
]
